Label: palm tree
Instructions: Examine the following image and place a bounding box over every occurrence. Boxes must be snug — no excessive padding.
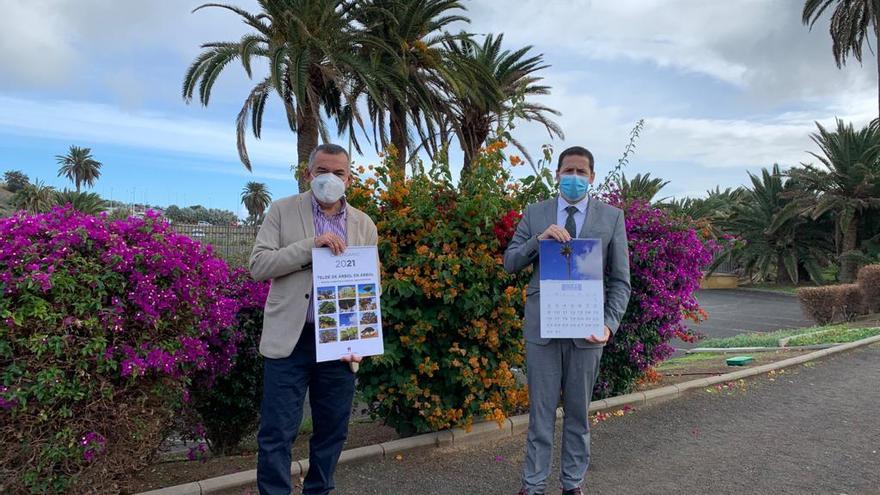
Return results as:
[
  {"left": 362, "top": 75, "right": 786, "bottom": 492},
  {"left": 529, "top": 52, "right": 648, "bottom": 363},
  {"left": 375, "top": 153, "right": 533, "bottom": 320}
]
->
[
  {"left": 661, "top": 186, "right": 746, "bottom": 241},
  {"left": 54, "top": 190, "right": 107, "bottom": 215},
  {"left": 441, "top": 33, "right": 563, "bottom": 174},
  {"left": 662, "top": 187, "right": 744, "bottom": 222},
  {"left": 619, "top": 172, "right": 670, "bottom": 203},
  {"left": 803, "top": 0, "right": 880, "bottom": 119},
  {"left": 14, "top": 180, "right": 56, "bottom": 213},
  {"left": 241, "top": 181, "right": 272, "bottom": 224},
  {"left": 720, "top": 165, "right": 831, "bottom": 285},
  {"left": 787, "top": 119, "right": 880, "bottom": 282},
  {"left": 184, "top": 1, "right": 390, "bottom": 191},
  {"left": 560, "top": 242, "right": 573, "bottom": 280},
  {"left": 348, "top": 0, "right": 468, "bottom": 173},
  {"left": 55, "top": 146, "right": 102, "bottom": 193}
]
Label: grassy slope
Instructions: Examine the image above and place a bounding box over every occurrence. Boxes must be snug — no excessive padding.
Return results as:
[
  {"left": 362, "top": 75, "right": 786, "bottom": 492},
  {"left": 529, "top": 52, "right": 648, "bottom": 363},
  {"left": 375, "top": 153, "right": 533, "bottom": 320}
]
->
[{"left": 699, "top": 324, "right": 880, "bottom": 348}]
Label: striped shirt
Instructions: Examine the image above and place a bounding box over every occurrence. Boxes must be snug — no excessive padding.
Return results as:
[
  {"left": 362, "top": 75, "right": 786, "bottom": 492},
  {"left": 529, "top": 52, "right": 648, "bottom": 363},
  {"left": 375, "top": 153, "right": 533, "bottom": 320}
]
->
[{"left": 306, "top": 195, "right": 348, "bottom": 322}]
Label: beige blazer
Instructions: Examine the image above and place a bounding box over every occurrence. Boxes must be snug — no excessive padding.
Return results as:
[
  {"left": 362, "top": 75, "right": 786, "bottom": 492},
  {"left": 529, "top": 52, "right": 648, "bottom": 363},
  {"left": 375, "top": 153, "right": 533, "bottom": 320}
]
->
[{"left": 249, "top": 190, "right": 378, "bottom": 359}]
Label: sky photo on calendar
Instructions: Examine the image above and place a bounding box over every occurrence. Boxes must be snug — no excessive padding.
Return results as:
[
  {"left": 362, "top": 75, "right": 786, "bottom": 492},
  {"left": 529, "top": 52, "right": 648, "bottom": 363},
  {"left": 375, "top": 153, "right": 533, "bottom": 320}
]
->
[{"left": 540, "top": 239, "right": 602, "bottom": 281}]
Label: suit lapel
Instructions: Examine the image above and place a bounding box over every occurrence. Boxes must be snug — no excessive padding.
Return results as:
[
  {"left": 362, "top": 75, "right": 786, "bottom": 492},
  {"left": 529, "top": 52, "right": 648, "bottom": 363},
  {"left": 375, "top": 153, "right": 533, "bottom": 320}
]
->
[
  {"left": 298, "top": 190, "right": 316, "bottom": 238},
  {"left": 543, "top": 197, "right": 557, "bottom": 232},
  {"left": 578, "top": 196, "right": 599, "bottom": 238},
  {"left": 345, "top": 203, "right": 358, "bottom": 245}
]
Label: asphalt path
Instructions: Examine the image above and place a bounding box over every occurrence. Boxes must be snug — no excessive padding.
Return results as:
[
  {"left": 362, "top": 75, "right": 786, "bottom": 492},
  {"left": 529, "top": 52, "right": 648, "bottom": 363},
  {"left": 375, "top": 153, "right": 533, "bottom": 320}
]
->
[
  {"left": 677, "top": 289, "right": 814, "bottom": 350},
  {"left": 326, "top": 343, "right": 880, "bottom": 495}
]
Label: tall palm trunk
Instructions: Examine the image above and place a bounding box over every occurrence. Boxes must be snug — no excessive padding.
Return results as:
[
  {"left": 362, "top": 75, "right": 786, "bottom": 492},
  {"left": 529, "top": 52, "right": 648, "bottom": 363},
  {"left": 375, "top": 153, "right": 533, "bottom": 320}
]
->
[
  {"left": 296, "top": 103, "right": 319, "bottom": 193},
  {"left": 776, "top": 254, "right": 794, "bottom": 285},
  {"left": 389, "top": 98, "right": 408, "bottom": 175},
  {"left": 460, "top": 122, "right": 490, "bottom": 177},
  {"left": 840, "top": 211, "right": 860, "bottom": 282}
]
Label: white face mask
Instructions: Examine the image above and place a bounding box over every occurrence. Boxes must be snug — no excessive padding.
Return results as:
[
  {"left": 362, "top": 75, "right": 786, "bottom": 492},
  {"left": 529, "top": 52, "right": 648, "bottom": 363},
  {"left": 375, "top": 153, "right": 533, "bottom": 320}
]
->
[{"left": 311, "top": 172, "right": 346, "bottom": 204}]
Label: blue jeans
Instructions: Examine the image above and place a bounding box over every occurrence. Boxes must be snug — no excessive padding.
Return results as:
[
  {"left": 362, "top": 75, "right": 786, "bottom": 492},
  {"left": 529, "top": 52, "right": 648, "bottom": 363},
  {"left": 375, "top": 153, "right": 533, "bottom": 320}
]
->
[{"left": 257, "top": 323, "right": 356, "bottom": 495}]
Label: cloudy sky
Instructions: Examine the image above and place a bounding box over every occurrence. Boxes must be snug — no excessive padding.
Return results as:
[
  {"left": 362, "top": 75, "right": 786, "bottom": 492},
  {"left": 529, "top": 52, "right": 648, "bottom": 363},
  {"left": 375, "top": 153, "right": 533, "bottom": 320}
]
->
[{"left": 1, "top": 0, "right": 877, "bottom": 216}]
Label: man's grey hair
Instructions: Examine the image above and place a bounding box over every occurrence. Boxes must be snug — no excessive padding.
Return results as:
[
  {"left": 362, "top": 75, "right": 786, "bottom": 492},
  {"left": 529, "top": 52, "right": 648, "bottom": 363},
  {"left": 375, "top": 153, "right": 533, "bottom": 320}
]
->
[{"left": 308, "top": 143, "right": 350, "bottom": 170}]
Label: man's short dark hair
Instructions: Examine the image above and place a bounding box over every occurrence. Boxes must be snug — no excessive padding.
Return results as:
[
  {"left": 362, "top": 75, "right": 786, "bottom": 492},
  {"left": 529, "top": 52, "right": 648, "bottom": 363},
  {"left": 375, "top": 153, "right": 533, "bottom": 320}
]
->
[
  {"left": 308, "top": 143, "right": 350, "bottom": 170},
  {"left": 557, "top": 146, "right": 594, "bottom": 173}
]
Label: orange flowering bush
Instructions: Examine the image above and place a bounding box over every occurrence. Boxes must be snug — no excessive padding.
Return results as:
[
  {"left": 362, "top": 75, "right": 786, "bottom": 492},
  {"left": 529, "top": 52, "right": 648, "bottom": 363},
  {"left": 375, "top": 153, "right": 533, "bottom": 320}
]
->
[
  {"left": 349, "top": 140, "right": 714, "bottom": 431},
  {"left": 348, "top": 145, "right": 531, "bottom": 435}
]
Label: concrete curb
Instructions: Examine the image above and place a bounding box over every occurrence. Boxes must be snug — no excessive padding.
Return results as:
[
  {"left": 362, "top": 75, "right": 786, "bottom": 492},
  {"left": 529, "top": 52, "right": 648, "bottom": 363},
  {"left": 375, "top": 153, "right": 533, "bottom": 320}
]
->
[{"left": 136, "top": 334, "right": 880, "bottom": 495}]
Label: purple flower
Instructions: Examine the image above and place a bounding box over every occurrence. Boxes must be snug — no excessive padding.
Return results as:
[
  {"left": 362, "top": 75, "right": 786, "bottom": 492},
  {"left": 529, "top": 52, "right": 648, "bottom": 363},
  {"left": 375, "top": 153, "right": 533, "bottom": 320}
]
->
[
  {"left": 0, "top": 206, "right": 260, "bottom": 389},
  {"left": 187, "top": 442, "right": 208, "bottom": 463},
  {"left": 80, "top": 431, "right": 107, "bottom": 462},
  {"left": 0, "top": 386, "right": 15, "bottom": 410}
]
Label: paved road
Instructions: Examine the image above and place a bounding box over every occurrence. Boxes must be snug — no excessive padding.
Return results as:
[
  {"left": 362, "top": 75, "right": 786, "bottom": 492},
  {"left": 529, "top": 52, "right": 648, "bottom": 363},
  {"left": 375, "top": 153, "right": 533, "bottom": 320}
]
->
[
  {"left": 325, "top": 343, "right": 880, "bottom": 495},
  {"left": 677, "top": 289, "right": 813, "bottom": 349}
]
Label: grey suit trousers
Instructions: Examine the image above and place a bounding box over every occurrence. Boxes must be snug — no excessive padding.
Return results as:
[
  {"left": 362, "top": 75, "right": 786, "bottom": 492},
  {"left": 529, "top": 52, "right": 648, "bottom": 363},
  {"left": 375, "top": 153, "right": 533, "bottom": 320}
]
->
[{"left": 522, "top": 339, "right": 603, "bottom": 494}]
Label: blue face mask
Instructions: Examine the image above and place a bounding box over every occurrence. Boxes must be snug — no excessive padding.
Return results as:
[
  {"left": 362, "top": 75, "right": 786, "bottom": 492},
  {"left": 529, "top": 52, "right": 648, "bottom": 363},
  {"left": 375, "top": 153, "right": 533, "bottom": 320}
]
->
[{"left": 559, "top": 174, "right": 590, "bottom": 202}]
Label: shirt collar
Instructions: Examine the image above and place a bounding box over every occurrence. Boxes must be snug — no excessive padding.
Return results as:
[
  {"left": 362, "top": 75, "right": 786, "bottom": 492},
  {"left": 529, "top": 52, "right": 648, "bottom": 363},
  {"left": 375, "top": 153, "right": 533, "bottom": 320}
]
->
[
  {"left": 311, "top": 193, "right": 348, "bottom": 217},
  {"left": 557, "top": 194, "right": 589, "bottom": 215}
]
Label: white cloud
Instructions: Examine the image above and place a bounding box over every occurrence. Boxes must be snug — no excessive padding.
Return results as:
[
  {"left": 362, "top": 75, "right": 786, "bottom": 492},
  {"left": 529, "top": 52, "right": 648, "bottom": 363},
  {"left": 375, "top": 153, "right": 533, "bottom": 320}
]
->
[
  {"left": 1, "top": 82, "right": 872, "bottom": 197},
  {"left": 0, "top": 95, "right": 295, "bottom": 171},
  {"left": 0, "top": 0, "right": 257, "bottom": 93},
  {"left": 2, "top": 0, "right": 878, "bottom": 196},
  {"left": 4, "top": 0, "right": 873, "bottom": 104},
  {"left": 502, "top": 67, "right": 876, "bottom": 180},
  {"left": 0, "top": 1, "right": 79, "bottom": 87},
  {"left": 574, "top": 244, "right": 603, "bottom": 280},
  {"left": 0, "top": 94, "right": 383, "bottom": 179},
  {"left": 466, "top": 0, "right": 875, "bottom": 100},
  {"left": 640, "top": 89, "right": 877, "bottom": 169}
]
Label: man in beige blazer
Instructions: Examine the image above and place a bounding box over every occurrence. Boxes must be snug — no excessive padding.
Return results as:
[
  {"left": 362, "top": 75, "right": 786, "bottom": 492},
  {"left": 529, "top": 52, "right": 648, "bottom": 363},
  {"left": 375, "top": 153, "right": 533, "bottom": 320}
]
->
[{"left": 249, "top": 143, "right": 378, "bottom": 495}]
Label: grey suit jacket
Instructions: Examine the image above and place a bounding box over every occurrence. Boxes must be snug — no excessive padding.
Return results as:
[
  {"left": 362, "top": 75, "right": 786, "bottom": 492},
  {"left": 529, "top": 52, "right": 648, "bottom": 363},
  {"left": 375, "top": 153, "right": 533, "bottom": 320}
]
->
[
  {"left": 503, "top": 195, "right": 631, "bottom": 348},
  {"left": 249, "top": 190, "right": 378, "bottom": 359}
]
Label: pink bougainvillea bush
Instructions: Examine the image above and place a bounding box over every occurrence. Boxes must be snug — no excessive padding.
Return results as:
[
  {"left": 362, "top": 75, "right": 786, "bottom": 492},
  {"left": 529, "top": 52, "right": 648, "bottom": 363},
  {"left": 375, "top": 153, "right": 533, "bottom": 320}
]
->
[
  {"left": 188, "top": 267, "right": 269, "bottom": 456},
  {"left": 0, "top": 207, "right": 245, "bottom": 493},
  {"left": 593, "top": 196, "right": 717, "bottom": 397}
]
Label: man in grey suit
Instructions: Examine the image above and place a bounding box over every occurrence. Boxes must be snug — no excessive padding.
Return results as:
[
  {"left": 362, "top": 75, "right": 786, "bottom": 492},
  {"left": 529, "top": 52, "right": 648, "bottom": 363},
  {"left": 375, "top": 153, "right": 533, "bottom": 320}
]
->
[
  {"left": 250, "top": 144, "right": 378, "bottom": 495},
  {"left": 504, "top": 145, "right": 631, "bottom": 495}
]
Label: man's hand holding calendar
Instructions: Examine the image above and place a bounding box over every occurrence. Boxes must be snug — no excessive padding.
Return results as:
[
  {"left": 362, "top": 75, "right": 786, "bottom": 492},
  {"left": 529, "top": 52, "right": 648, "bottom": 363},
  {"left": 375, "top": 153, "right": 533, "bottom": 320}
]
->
[{"left": 586, "top": 325, "right": 611, "bottom": 345}]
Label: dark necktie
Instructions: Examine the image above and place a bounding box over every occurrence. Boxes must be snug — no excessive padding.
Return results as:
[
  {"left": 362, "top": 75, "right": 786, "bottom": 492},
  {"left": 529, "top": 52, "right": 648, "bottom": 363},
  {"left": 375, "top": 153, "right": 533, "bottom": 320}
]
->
[{"left": 565, "top": 206, "right": 578, "bottom": 238}]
